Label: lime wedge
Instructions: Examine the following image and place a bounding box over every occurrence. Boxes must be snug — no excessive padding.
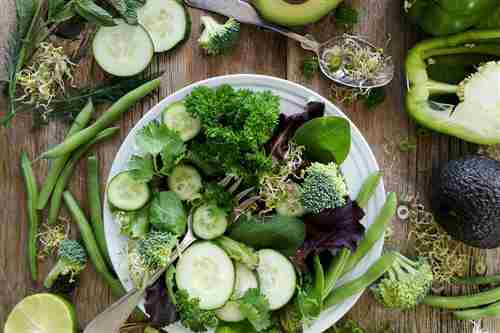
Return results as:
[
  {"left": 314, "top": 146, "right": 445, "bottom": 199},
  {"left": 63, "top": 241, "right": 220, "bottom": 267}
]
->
[{"left": 4, "top": 293, "right": 77, "bottom": 333}]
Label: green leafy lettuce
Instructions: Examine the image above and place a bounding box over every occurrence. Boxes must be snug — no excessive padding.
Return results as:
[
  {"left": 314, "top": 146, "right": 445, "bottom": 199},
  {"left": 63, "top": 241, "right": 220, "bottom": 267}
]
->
[{"left": 149, "top": 191, "right": 187, "bottom": 235}]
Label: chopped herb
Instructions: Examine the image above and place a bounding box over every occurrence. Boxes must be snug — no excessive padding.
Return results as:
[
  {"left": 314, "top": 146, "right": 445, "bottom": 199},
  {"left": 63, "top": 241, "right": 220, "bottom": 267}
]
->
[
  {"left": 301, "top": 56, "right": 319, "bottom": 80},
  {"left": 398, "top": 139, "right": 417, "bottom": 152},
  {"left": 334, "top": 4, "right": 359, "bottom": 29},
  {"left": 360, "top": 87, "right": 386, "bottom": 110}
]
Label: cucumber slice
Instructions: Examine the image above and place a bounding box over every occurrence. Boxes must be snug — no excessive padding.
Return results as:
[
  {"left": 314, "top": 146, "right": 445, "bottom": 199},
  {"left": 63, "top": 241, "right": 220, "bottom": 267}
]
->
[
  {"left": 256, "top": 249, "right": 296, "bottom": 310},
  {"left": 162, "top": 102, "right": 201, "bottom": 141},
  {"left": 168, "top": 164, "right": 202, "bottom": 201},
  {"left": 107, "top": 171, "right": 150, "bottom": 211},
  {"left": 138, "top": 0, "right": 189, "bottom": 52},
  {"left": 176, "top": 242, "right": 235, "bottom": 310},
  {"left": 193, "top": 204, "right": 228, "bottom": 240},
  {"left": 232, "top": 263, "right": 258, "bottom": 300},
  {"left": 215, "top": 301, "right": 244, "bottom": 322},
  {"left": 93, "top": 19, "right": 154, "bottom": 77},
  {"left": 216, "top": 263, "right": 258, "bottom": 322}
]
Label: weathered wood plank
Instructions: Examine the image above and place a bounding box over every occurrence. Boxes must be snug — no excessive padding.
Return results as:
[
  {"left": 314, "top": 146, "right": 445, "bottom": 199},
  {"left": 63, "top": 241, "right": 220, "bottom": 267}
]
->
[{"left": 2, "top": 0, "right": 500, "bottom": 332}]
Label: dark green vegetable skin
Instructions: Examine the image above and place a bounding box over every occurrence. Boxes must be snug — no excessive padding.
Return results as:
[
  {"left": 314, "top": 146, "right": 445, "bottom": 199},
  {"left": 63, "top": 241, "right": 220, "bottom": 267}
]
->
[
  {"left": 405, "top": 0, "right": 500, "bottom": 36},
  {"left": 228, "top": 215, "right": 305, "bottom": 256},
  {"left": 405, "top": 30, "right": 500, "bottom": 144},
  {"left": 20, "top": 152, "right": 39, "bottom": 281}
]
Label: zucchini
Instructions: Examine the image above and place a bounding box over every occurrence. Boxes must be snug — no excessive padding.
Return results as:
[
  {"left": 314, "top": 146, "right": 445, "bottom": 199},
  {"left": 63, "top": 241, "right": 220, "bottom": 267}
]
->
[
  {"left": 256, "top": 249, "right": 296, "bottom": 310},
  {"left": 93, "top": 19, "right": 154, "bottom": 77},
  {"left": 138, "top": 0, "right": 190, "bottom": 52},
  {"left": 176, "top": 242, "right": 235, "bottom": 310},
  {"left": 107, "top": 171, "right": 150, "bottom": 211},
  {"left": 162, "top": 102, "right": 201, "bottom": 141},
  {"left": 168, "top": 164, "right": 202, "bottom": 201},
  {"left": 193, "top": 204, "right": 228, "bottom": 240}
]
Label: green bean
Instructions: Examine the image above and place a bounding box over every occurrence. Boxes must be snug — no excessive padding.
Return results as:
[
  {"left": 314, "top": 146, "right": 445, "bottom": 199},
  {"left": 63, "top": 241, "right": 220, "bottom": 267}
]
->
[
  {"left": 41, "top": 78, "right": 161, "bottom": 159},
  {"left": 453, "top": 274, "right": 500, "bottom": 286},
  {"left": 47, "top": 127, "right": 119, "bottom": 224},
  {"left": 323, "top": 248, "right": 351, "bottom": 300},
  {"left": 87, "top": 155, "right": 113, "bottom": 268},
  {"left": 312, "top": 255, "right": 325, "bottom": 306},
  {"left": 324, "top": 252, "right": 397, "bottom": 307},
  {"left": 423, "top": 286, "right": 500, "bottom": 310},
  {"left": 341, "top": 192, "right": 397, "bottom": 276},
  {"left": 62, "top": 191, "right": 125, "bottom": 297},
  {"left": 37, "top": 100, "right": 94, "bottom": 210},
  {"left": 453, "top": 300, "right": 500, "bottom": 320},
  {"left": 356, "top": 171, "right": 383, "bottom": 209},
  {"left": 20, "top": 152, "right": 39, "bottom": 281}
]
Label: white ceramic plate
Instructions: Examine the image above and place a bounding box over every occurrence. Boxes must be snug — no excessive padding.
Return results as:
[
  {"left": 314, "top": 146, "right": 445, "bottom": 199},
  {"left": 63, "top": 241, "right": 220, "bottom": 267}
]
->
[{"left": 103, "top": 74, "right": 386, "bottom": 333}]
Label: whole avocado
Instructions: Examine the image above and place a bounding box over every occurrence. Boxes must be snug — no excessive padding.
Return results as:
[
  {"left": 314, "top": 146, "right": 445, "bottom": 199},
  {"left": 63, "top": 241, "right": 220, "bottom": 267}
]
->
[{"left": 433, "top": 155, "right": 500, "bottom": 248}]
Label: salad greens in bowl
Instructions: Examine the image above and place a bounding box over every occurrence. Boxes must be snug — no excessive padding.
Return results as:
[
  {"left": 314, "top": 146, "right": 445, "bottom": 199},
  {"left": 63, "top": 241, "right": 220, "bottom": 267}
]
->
[{"left": 103, "top": 74, "right": 386, "bottom": 332}]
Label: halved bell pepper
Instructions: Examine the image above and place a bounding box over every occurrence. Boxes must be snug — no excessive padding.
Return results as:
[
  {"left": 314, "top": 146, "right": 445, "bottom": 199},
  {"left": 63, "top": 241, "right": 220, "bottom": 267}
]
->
[
  {"left": 405, "top": 0, "right": 500, "bottom": 36},
  {"left": 405, "top": 30, "right": 500, "bottom": 145}
]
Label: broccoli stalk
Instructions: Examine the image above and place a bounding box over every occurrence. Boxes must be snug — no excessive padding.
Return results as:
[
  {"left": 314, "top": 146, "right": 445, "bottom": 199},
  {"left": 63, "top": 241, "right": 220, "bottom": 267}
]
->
[
  {"left": 198, "top": 16, "right": 240, "bottom": 55},
  {"left": 43, "top": 240, "right": 87, "bottom": 290},
  {"left": 300, "top": 162, "right": 348, "bottom": 214},
  {"left": 370, "top": 252, "right": 433, "bottom": 309}
]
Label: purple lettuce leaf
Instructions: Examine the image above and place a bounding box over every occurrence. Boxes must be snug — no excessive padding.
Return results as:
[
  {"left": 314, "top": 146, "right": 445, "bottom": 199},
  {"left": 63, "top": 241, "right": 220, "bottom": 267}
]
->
[
  {"left": 144, "top": 276, "right": 178, "bottom": 327},
  {"left": 293, "top": 199, "right": 365, "bottom": 269},
  {"left": 265, "top": 101, "right": 325, "bottom": 160}
]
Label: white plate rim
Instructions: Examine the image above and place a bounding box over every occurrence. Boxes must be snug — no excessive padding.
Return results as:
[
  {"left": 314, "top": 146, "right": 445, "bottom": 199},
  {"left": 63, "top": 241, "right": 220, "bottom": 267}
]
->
[{"left": 103, "top": 74, "right": 386, "bottom": 333}]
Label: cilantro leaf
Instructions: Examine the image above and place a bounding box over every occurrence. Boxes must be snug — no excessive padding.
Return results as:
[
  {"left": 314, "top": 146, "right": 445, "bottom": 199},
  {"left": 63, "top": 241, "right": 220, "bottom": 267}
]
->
[
  {"left": 130, "top": 121, "right": 186, "bottom": 181},
  {"left": 238, "top": 289, "right": 272, "bottom": 332},
  {"left": 128, "top": 155, "right": 156, "bottom": 183},
  {"left": 159, "top": 138, "right": 186, "bottom": 175},
  {"left": 135, "top": 121, "right": 185, "bottom": 157}
]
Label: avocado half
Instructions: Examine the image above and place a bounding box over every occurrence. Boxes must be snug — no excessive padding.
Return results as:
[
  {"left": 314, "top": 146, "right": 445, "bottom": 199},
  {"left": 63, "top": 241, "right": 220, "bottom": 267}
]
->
[
  {"left": 251, "top": 0, "right": 343, "bottom": 27},
  {"left": 433, "top": 155, "right": 500, "bottom": 249}
]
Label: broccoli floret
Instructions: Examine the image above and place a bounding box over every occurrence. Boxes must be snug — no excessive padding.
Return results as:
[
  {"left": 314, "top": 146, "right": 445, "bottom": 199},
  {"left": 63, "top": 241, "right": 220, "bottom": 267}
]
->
[
  {"left": 198, "top": 16, "right": 240, "bottom": 55},
  {"left": 43, "top": 239, "right": 87, "bottom": 290},
  {"left": 137, "top": 231, "right": 178, "bottom": 272},
  {"left": 370, "top": 252, "right": 433, "bottom": 309},
  {"left": 301, "top": 162, "right": 348, "bottom": 214}
]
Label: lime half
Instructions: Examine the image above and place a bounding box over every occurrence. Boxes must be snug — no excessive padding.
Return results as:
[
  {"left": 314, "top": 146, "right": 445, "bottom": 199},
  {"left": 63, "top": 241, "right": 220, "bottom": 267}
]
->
[{"left": 4, "top": 293, "right": 77, "bottom": 333}]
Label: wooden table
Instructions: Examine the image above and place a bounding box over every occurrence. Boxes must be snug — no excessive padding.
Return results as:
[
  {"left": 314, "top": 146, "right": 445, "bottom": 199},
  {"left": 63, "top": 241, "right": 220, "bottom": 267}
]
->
[{"left": 1, "top": 0, "right": 498, "bottom": 332}]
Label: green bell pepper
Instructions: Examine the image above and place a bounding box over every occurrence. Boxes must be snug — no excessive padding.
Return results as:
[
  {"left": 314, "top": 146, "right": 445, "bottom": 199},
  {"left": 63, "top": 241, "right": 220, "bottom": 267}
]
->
[
  {"left": 405, "top": 30, "right": 500, "bottom": 145},
  {"left": 405, "top": 0, "right": 500, "bottom": 36}
]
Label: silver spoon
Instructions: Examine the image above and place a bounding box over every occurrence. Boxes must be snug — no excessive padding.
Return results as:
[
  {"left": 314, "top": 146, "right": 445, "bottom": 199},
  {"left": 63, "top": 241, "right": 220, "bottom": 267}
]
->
[
  {"left": 185, "top": 0, "right": 394, "bottom": 89},
  {"left": 83, "top": 212, "right": 197, "bottom": 333}
]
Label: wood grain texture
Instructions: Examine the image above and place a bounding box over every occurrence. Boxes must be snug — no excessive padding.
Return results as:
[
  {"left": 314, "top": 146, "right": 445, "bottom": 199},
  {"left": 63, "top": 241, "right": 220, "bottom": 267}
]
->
[{"left": 1, "top": 0, "right": 499, "bottom": 332}]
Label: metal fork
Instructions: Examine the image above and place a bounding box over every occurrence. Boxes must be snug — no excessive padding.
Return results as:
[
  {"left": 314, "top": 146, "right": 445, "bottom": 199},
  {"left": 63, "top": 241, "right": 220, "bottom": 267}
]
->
[{"left": 83, "top": 213, "right": 197, "bottom": 333}]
